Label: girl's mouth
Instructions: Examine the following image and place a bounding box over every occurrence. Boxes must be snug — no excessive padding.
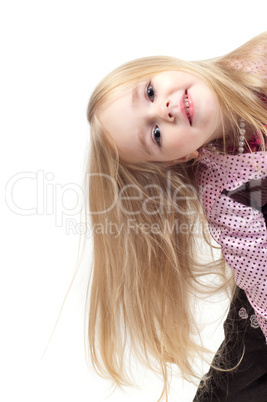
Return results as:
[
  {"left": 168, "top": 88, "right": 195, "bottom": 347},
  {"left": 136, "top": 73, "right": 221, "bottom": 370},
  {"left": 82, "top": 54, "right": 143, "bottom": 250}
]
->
[{"left": 184, "top": 90, "right": 192, "bottom": 126}]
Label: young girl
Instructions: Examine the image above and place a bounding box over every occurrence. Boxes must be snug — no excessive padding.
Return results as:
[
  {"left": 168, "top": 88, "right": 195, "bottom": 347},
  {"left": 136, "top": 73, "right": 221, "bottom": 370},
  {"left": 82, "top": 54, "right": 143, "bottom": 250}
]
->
[{"left": 85, "top": 32, "right": 267, "bottom": 401}]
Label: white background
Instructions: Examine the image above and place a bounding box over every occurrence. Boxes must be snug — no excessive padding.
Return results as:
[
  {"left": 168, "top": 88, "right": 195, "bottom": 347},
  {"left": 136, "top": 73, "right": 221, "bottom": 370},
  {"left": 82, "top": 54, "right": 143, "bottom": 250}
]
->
[{"left": 1, "top": 1, "right": 266, "bottom": 401}]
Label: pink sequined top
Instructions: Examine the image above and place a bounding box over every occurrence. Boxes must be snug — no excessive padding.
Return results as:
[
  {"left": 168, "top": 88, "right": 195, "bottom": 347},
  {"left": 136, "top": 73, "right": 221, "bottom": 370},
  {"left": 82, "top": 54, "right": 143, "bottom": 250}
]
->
[
  {"left": 196, "top": 52, "right": 267, "bottom": 340},
  {"left": 197, "top": 141, "right": 267, "bottom": 342}
]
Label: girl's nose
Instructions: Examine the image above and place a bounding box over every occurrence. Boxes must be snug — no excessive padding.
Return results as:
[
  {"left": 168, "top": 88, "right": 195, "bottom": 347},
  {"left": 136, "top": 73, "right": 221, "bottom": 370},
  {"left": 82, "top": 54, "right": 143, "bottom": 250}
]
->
[{"left": 160, "top": 100, "right": 175, "bottom": 121}]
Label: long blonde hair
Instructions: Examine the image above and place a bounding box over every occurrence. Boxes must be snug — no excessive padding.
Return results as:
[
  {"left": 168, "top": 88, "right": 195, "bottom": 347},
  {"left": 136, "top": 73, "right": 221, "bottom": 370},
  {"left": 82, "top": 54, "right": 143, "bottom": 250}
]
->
[{"left": 85, "top": 32, "right": 267, "bottom": 400}]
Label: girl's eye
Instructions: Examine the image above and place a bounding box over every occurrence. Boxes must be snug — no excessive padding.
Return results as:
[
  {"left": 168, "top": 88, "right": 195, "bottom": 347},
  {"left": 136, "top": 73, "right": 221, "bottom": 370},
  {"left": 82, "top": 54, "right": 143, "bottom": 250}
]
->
[
  {"left": 146, "top": 83, "right": 155, "bottom": 102},
  {"left": 152, "top": 126, "right": 161, "bottom": 146}
]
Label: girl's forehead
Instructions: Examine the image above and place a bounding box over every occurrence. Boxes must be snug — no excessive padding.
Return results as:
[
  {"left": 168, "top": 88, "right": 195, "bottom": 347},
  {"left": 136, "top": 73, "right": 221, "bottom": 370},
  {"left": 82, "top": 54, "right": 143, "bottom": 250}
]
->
[{"left": 101, "top": 86, "right": 133, "bottom": 110}]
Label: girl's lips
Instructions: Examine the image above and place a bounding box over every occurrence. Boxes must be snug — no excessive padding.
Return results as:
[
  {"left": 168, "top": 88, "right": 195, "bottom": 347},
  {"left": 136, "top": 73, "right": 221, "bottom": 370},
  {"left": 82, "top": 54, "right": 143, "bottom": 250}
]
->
[
  {"left": 180, "top": 90, "right": 194, "bottom": 126},
  {"left": 180, "top": 92, "right": 190, "bottom": 124}
]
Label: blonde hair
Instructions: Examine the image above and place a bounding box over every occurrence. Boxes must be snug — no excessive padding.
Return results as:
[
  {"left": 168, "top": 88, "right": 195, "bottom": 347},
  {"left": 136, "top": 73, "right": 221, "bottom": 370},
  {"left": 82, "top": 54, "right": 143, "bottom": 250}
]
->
[{"left": 85, "top": 32, "right": 267, "bottom": 400}]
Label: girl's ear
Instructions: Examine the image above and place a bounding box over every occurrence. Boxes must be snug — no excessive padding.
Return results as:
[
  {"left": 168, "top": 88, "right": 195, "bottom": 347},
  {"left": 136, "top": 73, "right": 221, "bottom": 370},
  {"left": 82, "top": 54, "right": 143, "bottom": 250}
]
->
[{"left": 165, "top": 150, "right": 199, "bottom": 166}]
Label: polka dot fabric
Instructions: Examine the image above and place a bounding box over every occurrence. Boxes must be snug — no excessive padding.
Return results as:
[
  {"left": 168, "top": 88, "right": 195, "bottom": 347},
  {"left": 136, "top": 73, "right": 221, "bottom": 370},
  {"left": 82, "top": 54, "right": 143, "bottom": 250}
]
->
[
  {"left": 197, "top": 149, "right": 267, "bottom": 342},
  {"left": 229, "top": 48, "right": 267, "bottom": 80}
]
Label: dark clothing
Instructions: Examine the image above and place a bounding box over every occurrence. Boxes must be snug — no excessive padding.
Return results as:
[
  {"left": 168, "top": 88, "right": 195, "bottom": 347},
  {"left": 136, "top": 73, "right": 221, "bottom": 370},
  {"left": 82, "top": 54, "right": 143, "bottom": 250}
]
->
[
  {"left": 193, "top": 287, "right": 267, "bottom": 401},
  {"left": 193, "top": 178, "right": 267, "bottom": 401}
]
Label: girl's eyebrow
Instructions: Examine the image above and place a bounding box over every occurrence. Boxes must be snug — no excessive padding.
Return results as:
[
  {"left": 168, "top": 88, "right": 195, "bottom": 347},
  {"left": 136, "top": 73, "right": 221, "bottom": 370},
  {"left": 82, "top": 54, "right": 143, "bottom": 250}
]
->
[
  {"left": 138, "top": 126, "right": 152, "bottom": 156},
  {"left": 132, "top": 84, "right": 151, "bottom": 156},
  {"left": 132, "top": 85, "right": 139, "bottom": 105}
]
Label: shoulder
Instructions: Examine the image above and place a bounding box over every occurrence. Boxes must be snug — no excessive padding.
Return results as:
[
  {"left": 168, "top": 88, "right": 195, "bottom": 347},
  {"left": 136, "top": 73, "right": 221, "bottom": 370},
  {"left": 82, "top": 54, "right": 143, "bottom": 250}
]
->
[
  {"left": 229, "top": 56, "right": 267, "bottom": 79},
  {"left": 221, "top": 34, "right": 267, "bottom": 79}
]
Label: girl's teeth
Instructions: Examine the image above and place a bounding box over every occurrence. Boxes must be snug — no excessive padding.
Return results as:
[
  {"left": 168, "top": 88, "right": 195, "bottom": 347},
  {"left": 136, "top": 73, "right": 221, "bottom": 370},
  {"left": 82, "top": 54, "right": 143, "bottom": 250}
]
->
[
  {"left": 184, "top": 93, "right": 191, "bottom": 125},
  {"left": 184, "top": 94, "right": 189, "bottom": 109}
]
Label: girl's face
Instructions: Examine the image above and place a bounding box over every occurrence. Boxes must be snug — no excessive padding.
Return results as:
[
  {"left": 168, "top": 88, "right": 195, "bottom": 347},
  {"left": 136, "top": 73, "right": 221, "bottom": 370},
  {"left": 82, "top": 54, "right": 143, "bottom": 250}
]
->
[{"left": 100, "top": 71, "right": 223, "bottom": 163}]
